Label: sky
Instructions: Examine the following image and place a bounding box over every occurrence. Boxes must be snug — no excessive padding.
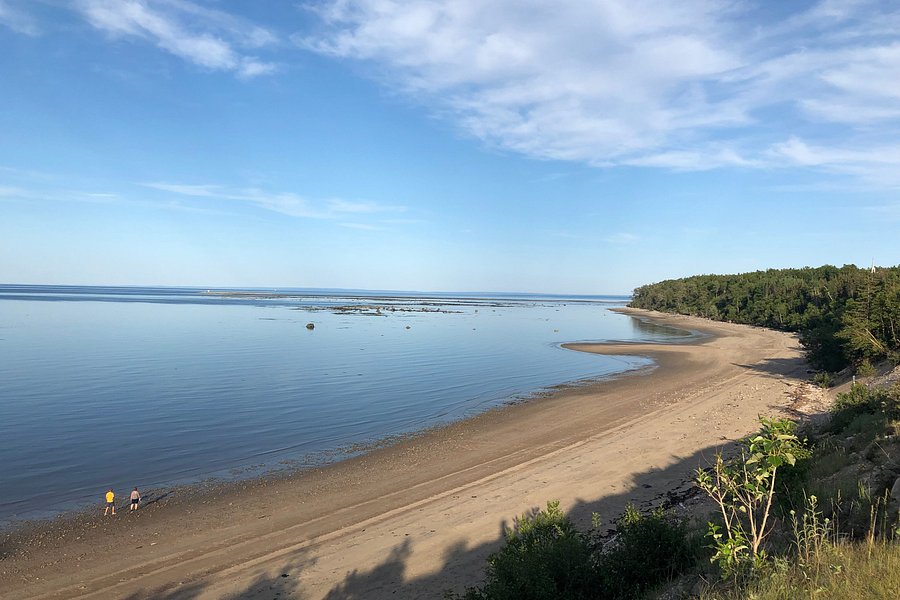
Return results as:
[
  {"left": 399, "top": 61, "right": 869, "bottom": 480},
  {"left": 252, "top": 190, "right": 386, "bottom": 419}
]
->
[{"left": 1, "top": 0, "right": 899, "bottom": 295}]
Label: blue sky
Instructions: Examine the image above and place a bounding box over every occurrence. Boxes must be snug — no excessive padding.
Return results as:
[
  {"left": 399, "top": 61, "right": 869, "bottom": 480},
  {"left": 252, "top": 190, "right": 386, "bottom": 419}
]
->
[{"left": 1, "top": 0, "right": 899, "bottom": 294}]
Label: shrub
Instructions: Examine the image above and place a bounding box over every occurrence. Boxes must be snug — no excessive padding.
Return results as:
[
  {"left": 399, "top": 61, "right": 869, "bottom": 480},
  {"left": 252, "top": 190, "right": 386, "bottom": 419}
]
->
[
  {"left": 856, "top": 360, "right": 877, "bottom": 377},
  {"left": 829, "top": 384, "right": 899, "bottom": 434},
  {"left": 457, "top": 500, "right": 594, "bottom": 600},
  {"left": 455, "top": 501, "right": 702, "bottom": 600},
  {"left": 696, "top": 417, "right": 808, "bottom": 578},
  {"left": 813, "top": 372, "right": 834, "bottom": 389},
  {"left": 594, "top": 505, "right": 704, "bottom": 599}
]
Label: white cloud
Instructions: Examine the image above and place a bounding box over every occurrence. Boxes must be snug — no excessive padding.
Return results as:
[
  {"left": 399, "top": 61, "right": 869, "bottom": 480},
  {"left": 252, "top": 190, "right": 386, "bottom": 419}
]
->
[
  {"left": 604, "top": 232, "right": 639, "bottom": 244},
  {"left": 144, "top": 182, "right": 406, "bottom": 219},
  {"left": 297, "top": 0, "right": 747, "bottom": 166},
  {"left": 0, "top": 183, "right": 120, "bottom": 203},
  {"left": 76, "top": 0, "right": 277, "bottom": 77},
  {"left": 624, "top": 147, "right": 758, "bottom": 171},
  {"left": 0, "top": 185, "right": 27, "bottom": 197},
  {"left": 769, "top": 137, "right": 900, "bottom": 188},
  {"left": 382, "top": 217, "right": 427, "bottom": 226},
  {"left": 298, "top": 0, "right": 900, "bottom": 184},
  {"left": 339, "top": 222, "right": 381, "bottom": 231},
  {"left": 143, "top": 182, "right": 220, "bottom": 196},
  {"left": 234, "top": 190, "right": 327, "bottom": 219},
  {"left": 65, "top": 191, "right": 119, "bottom": 203},
  {"left": 238, "top": 59, "right": 277, "bottom": 79},
  {"left": 327, "top": 198, "right": 405, "bottom": 214},
  {"left": 800, "top": 43, "right": 900, "bottom": 124},
  {"left": 0, "top": 0, "right": 38, "bottom": 35}
]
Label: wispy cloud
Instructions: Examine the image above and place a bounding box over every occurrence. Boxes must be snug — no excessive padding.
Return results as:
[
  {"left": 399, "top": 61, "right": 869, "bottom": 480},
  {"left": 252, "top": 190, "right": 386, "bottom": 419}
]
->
[
  {"left": 546, "top": 230, "right": 639, "bottom": 244},
  {"left": 381, "top": 217, "right": 427, "bottom": 226},
  {"left": 65, "top": 191, "right": 119, "bottom": 203},
  {"left": 6, "top": 177, "right": 407, "bottom": 222},
  {"left": 0, "top": 184, "right": 119, "bottom": 204},
  {"left": 144, "top": 182, "right": 220, "bottom": 197},
  {"left": 298, "top": 1, "right": 900, "bottom": 185},
  {"left": 865, "top": 202, "right": 900, "bottom": 220},
  {"left": 143, "top": 181, "right": 406, "bottom": 219},
  {"left": 769, "top": 137, "right": 900, "bottom": 188},
  {"left": 533, "top": 172, "right": 571, "bottom": 183},
  {"left": 624, "top": 147, "right": 759, "bottom": 171},
  {"left": 604, "top": 232, "right": 639, "bottom": 244},
  {"left": 0, "top": 0, "right": 38, "bottom": 35},
  {"left": 0, "top": 185, "right": 27, "bottom": 197},
  {"left": 0, "top": 165, "right": 59, "bottom": 182},
  {"left": 76, "top": 0, "right": 277, "bottom": 78},
  {"left": 339, "top": 222, "right": 381, "bottom": 231},
  {"left": 297, "top": 0, "right": 747, "bottom": 166},
  {"left": 327, "top": 198, "right": 404, "bottom": 214}
]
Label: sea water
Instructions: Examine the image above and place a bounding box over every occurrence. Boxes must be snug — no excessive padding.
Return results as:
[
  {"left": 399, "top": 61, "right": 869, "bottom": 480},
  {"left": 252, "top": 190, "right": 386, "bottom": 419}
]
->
[{"left": 0, "top": 285, "right": 690, "bottom": 523}]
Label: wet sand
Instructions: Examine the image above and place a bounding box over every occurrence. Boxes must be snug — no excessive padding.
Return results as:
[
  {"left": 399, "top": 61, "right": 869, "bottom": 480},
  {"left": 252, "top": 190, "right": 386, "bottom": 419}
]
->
[{"left": 0, "top": 308, "right": 820, "bottom": 600}]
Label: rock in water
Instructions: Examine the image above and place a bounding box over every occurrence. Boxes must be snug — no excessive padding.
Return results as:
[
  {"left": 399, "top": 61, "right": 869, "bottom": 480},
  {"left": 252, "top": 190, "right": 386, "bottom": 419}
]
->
[{"left": 306, "top": 323, "right": 315, "bottom": 330}]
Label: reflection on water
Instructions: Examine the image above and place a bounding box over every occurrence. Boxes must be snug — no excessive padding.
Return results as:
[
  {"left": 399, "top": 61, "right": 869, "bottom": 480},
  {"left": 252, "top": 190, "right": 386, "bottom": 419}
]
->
[{"left": 626, "top": 315, "right": 694, "bottom": 339}]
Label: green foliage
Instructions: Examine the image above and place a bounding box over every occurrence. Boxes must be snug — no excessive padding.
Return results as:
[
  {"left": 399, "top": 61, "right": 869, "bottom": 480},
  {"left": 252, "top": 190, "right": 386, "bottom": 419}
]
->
[
  {"left": 594, "top": 505, "right": 704, "bottom": 599},
  {"left": 789, "top": 494, "right": 833, "bottom": 569},
  {"left": 813, "top": 372, "right": 834, "bottom": 389},
  {"left": 699, "top": 541, "right": 900, "bottom": 600},
  {"left": 829, "top": 384, "right": 899, "bottom": 434},
  {"left": 696, "top": 417, "right": 809, "bottom": 578},
  {"left": 856, "top": 360, "right": 877, "bottom": 377},
  {"left": 458, "top": 399, "right": 900, "bottom": 600},
  {"left": 695, "top": 400, "right": 900, "bottom": 600},
  {"left": 457, "top": 500, "right": 594, "bottom": 600},
  {"left": 629, "top": 264, "right": 900, "bottom": 371},
  {"left": 455, "top": 501, "right": 701, "bottom": 600}
]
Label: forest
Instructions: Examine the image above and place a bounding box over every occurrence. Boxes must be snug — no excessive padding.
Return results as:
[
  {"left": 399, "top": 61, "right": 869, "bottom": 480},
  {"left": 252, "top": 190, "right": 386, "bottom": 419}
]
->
[{"left": 629, "top": 264, "right": 900, "bottom": 372}]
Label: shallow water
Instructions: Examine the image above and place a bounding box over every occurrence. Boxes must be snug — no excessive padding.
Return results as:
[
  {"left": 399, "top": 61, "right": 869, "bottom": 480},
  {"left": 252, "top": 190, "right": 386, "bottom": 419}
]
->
[{"left": 0, "top": 286, "right": 691, "bottom": 523}]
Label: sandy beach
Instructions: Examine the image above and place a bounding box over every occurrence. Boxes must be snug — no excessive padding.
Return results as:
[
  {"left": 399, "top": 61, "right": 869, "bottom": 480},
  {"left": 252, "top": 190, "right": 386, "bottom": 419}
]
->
[{"left": 0, "top": 308, "right": 821, "bottom": 600}]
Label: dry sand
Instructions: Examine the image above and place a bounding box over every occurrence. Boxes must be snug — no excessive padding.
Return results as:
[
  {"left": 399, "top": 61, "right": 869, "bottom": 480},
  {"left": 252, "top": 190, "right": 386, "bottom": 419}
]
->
[{"left": 0, "top": 308, "right": 823, "bottom": 600}]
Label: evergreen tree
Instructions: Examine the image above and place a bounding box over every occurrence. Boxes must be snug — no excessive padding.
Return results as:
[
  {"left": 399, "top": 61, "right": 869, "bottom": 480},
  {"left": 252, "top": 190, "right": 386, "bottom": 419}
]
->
[{"left": 630, "top": 265, "right": 900, "bottom": 371}]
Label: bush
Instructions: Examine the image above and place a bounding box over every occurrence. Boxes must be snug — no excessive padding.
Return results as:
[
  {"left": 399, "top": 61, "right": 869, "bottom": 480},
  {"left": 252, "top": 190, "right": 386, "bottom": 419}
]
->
[
  {"left": 856, "top": 360, "right": 877, "bottom": 377},
  {"left": 829, "top": 384, "right": 899, "bottom": 434},
  {"left": 457, "top": 501, "right": 594, "bottom": 600},
  {"left": 455, "top": 501, "right": 701, "bottom": 600},
  {"left": 813, "top": 372, "right": 834, "bottom": 389},
  {"left": 594, "top": 505, "right": 704, "bottom": 599}
]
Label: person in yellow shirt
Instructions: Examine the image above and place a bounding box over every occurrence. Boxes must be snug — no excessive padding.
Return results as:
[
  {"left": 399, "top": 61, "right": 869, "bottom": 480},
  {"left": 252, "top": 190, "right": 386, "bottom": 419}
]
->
[{"left": 104, "top": 488, "right": 116, "bottom": 516}]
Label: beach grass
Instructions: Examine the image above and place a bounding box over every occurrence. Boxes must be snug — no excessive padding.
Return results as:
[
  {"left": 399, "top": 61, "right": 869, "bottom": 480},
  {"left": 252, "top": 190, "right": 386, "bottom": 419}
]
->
[{"left": 700, "top": 541, "right": 900, "bottom": 600}]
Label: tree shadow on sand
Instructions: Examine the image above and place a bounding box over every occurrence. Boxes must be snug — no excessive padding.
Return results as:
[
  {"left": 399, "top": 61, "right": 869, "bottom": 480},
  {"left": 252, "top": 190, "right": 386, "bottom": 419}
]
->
[
  {"left": 118, "top": 550, "right": 315, "bottom": 600},
  {"left": 733, "top": 356, "right": 811, "bottom": 380},
  {"left": 116, "top": 436, "right": 789, "bottom": 599}
]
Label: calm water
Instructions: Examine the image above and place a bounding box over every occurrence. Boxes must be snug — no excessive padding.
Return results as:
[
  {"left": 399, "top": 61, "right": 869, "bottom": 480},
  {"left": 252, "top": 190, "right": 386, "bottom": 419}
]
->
[{"left": 0, "top": 285, "right": 690, "bottom": 523}]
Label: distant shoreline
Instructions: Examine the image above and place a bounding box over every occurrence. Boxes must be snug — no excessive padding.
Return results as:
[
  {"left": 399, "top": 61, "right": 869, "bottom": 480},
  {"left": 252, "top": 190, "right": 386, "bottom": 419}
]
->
[{"left": 1, "top": 283, "right": 632, "bottom": 301}]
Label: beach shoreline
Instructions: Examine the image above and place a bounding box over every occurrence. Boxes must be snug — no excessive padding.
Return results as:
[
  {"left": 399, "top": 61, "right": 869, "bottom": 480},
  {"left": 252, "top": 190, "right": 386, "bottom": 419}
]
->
[
  {"left": 0, "top": 308, "right": 822, "bottom": 600},
  {"left": 0, "top": 305, "right": 681, "bottom": 529}
]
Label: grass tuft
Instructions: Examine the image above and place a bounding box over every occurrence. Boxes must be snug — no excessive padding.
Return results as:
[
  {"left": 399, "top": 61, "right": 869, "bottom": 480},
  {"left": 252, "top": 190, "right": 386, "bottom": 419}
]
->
[{"left": 700, "top": 542, "right": 900, "bottom": 600}]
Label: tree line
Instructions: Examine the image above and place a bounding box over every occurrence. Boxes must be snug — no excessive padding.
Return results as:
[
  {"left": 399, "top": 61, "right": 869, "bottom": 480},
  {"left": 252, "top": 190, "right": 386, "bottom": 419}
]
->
[{"left": 629, "top": 264, "right": 900, "bottom": 371}]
